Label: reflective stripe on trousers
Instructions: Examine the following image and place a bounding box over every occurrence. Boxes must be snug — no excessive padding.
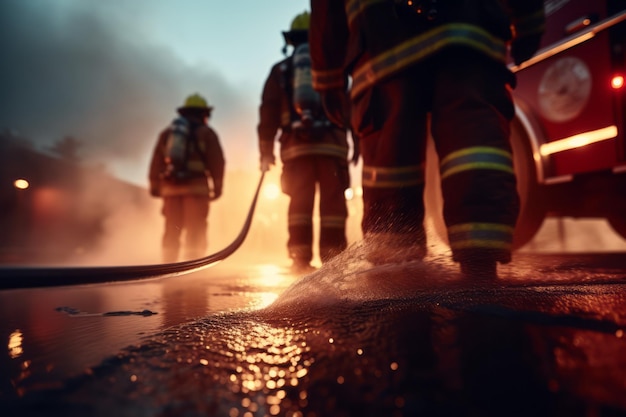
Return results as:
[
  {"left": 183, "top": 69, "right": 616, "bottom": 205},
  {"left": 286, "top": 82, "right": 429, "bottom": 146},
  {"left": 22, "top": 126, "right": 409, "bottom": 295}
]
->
[
  {"left": 283, "top": 156, "right": 348, "bottom": 263},
  {"left": 355, "top": 49, "right": 519, "bottom": 262}
]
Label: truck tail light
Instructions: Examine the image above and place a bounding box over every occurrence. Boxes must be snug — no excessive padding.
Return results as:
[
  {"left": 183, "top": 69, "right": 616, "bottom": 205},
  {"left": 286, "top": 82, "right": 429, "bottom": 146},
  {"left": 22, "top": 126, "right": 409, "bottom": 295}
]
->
[{"left": 611, "top": 74, "right": 624, "bottom": 89}]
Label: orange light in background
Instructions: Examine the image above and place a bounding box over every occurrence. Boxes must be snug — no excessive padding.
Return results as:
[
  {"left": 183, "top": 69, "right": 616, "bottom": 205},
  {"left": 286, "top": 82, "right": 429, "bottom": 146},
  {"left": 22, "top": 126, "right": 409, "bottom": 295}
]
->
[
  {"left": 256, "top": 264, "right": 285, "bottom": 287},
  {"left": 14, "top": 179, "right": 29, "bottom": 190},
  {"left": 242, "top": 263, "right": 296, "bottom": 309},
  {"left": 611, "top": 75, "right": 624, "bottom": 90},
  {"left": 345, "top": 186, "right": 363, "bottom": 199},
  {"left": 8, "top": 329, "right": 24, "bottom": 358},
  {"left": 263, "top": 183, "right": 281, "bottom": 200}
]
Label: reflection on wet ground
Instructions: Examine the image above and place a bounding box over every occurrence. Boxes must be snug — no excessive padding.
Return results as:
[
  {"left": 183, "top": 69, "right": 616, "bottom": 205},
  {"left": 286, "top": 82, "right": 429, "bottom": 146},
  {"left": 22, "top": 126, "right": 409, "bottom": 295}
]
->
[
  {"left": 2, "top": 247, "right": 626, "bottom": 416},
  {"left": 0, "top": 262, "right": 297, "bottom": 400}
]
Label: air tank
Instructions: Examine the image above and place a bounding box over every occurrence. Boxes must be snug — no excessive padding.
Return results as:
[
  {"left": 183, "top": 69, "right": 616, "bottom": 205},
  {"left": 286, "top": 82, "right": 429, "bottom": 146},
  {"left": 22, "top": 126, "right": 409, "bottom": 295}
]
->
[
  {"left": 164, "top": 117, "right": 190, "bottom": 179},
  {"left": 292, "top": 43, "right": 321, "bottom": 128}
]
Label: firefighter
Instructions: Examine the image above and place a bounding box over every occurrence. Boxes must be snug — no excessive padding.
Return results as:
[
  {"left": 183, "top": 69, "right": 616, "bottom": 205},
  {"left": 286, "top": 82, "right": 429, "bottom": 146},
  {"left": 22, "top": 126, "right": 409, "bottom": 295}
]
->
[
  {"left": 258, "top": 11, "right": 359, "bottom": 273},
  {"left": 309, "top": 0, "right": 545, "bottom": 279},
  {"left": 149, "top": 93, "right": 225, "bottom": 263}
]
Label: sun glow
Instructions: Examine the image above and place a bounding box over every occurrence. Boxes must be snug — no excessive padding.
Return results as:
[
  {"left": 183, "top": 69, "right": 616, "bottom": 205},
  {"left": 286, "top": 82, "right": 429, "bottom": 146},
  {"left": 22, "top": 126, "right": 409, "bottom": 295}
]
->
[
  {"left": 263, "top": 183, "right": 281, "bottom": 200},
  {"left": 239, "top": 263, "right": 296, "bottom": 309}
]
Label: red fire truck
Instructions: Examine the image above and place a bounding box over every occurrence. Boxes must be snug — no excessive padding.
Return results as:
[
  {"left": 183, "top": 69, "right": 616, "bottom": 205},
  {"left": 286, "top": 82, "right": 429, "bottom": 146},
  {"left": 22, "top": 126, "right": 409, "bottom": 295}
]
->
[{"left": 426, "top": 0, "right": 626, "bottom": 249}]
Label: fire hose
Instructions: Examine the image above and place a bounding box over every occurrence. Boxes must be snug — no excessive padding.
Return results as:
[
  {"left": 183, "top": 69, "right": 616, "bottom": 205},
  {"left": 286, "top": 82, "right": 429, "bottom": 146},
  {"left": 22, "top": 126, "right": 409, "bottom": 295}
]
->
[{"left": 0, "top": 172, "right": 265, "bottom": 290}]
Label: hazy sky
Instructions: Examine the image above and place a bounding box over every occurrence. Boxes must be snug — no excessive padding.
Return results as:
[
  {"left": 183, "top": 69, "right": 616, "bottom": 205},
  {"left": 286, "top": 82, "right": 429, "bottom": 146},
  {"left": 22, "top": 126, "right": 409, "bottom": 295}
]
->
[{"left": 0, "top": 0, "right": 310, "bottom": 186}]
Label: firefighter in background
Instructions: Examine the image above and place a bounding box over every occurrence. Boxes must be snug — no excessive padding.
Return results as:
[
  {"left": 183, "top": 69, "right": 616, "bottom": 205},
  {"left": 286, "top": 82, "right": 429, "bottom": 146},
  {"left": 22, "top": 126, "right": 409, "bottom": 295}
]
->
[
  {"left": 309, "top": 0, "right": 545, "bottom": 279},
  {"left": 258, "top": 11, "right": 359, "bottom": 273},
  {"left": 149, "top": 93, "right": 225, "bottom": 263}
]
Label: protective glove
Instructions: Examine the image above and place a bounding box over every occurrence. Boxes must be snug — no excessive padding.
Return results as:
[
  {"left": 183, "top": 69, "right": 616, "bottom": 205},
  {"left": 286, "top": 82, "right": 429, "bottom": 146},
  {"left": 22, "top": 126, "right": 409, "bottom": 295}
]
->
[
  {"left": 350, "top": 131, "right": 360, "bottom": 166},
  {"left": 211, "top": 188, "right": 222, "bottom": 200},
  {"left": 511, "top": 33, "right": 542, "bottom": 66},
  {"left": 260, "top": 155, "right": 275, "bottom": 172},
  {"left": 320, "top": 89, "right": 350, "bottom": 129}
]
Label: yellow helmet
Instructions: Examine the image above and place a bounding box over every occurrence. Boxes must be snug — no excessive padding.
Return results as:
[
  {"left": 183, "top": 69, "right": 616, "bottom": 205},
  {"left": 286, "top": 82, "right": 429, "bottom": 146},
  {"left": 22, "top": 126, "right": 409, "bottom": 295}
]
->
[
  {"left": 290, "top": 11, "right": 310, "bottom": 31},
  {"left": 181, "top": 93, "right": 213, "bottom": 110},
  {"left": 283, "top": 11, "right": 310, "bottom": 48}
]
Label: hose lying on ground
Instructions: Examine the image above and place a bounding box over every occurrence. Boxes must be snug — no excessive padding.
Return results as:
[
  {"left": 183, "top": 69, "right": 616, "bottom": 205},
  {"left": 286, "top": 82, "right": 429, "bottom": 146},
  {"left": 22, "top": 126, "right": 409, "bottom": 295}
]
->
[{"left": 0, "top": 172, "right": 265, "bottom": 290}]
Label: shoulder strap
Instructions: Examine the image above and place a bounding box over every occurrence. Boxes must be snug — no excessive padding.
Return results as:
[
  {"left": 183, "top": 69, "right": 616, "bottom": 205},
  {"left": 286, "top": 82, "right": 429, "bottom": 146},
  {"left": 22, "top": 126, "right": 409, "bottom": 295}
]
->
[{"left": 279, "top": 60, "right": 294, "bottom": 118}]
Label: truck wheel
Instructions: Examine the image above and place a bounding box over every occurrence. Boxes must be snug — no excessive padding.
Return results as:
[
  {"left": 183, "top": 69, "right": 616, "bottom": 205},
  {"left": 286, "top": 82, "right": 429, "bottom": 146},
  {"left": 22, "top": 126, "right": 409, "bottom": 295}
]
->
[
  {"left": 423, "top": 119, "right": 546, "bottom": 251},
  {"left": 509, "top": 118, "right": 547, "bottom": 249}
]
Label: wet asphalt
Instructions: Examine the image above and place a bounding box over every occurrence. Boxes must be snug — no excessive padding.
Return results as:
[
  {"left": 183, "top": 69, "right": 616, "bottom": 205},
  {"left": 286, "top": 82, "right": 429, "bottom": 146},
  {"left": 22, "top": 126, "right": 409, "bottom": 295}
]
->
[{"left": 1, "top": 250, "right": 626, "bottom": 417}]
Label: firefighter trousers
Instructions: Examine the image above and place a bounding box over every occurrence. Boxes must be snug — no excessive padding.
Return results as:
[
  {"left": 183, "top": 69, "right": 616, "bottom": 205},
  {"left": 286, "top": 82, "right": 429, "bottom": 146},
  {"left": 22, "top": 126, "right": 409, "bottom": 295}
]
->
[
  {"left": 353, "top": 48, "right": 520, "bottom": 264},
  {"left": 281, "top": 155, "right": 349, "bottom": 264},
  {"left": 161, "top": 195, "right": 210, "bottom": 262}
]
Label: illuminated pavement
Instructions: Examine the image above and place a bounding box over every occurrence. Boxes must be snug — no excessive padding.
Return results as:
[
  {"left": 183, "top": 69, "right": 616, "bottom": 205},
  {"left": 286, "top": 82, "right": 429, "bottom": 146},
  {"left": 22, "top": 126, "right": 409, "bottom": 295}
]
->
[{"left": 1, "top": 249, "right": 626, "bottom": 417}]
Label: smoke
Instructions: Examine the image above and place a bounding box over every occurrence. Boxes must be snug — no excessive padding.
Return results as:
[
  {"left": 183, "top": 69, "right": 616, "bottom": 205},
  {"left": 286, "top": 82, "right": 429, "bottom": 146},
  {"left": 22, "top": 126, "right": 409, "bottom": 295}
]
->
[
  {"left": 0, "top": 1, "right": 361, "bottom": 267},
  {"left": 0, "top": 0, "right": 258, "bottom": 186},
  {"left": 4, "top": 1, "right": 621, "bottom": 269}
]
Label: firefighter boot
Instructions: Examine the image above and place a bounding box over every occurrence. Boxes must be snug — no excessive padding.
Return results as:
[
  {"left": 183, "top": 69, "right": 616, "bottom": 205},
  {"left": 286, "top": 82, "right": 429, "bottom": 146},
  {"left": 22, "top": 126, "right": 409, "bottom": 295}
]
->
[
  {"left": 459, "top": 257, "right": 498, "bottom": 281},
  {"left": 289, "top": 245, "right": 316, "bottom": 274},
  {"left": 291, "top": 258, "right": 316, "bottom": 274}
]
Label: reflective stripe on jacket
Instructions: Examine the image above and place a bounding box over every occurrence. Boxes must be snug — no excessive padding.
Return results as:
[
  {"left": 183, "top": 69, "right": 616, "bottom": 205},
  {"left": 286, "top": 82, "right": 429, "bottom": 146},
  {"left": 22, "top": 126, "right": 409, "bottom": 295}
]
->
[
  {"left": 258, "top": 57, "right": 349, "bottom": 163},
  {"left": 310, "top": 0, "right": 545, "bottom": 98}
]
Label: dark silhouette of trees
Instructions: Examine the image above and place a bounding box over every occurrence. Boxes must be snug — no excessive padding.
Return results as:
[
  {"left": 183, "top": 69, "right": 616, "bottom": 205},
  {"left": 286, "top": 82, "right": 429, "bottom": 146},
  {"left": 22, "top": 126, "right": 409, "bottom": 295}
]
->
[{"left": 50, "top": 135, "right": 82, "bottom": 161}]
